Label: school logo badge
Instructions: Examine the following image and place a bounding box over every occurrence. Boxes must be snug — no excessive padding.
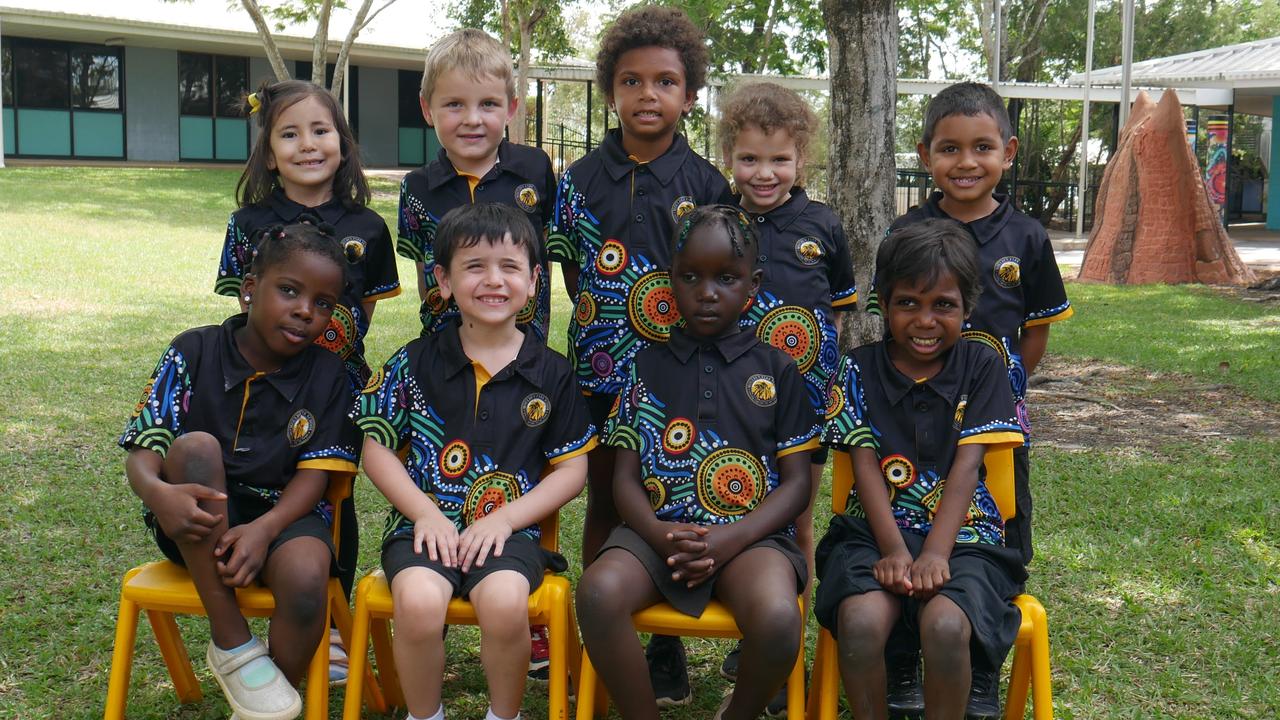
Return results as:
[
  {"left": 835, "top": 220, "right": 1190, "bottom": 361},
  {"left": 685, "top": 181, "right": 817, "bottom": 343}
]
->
[
  {"left": 341, "top": 236, "right": 367, "bottom": 261},
  {"left": 993, "top": 256, "right": 1021, "bottom": 288},
  {"left": 520, "top": 393, "right": 550, "bottom": 427},
  {"left": 794, "top": 237, "right": 823, "bottom": 265},
  {"left": 953, "top": 395, "right": 968, "bottom": 430},
  {"left": 671, "top": 196, "right": 696, "bottom": 224},
  {"left": 287, "top": 409, "right": 315, "bottom": 447},
  {"left": 515, "top": 184, "right": 539, "bottom": 213},
  {"left": 745, "top": 374, "right": 777, "bottom": 407}
]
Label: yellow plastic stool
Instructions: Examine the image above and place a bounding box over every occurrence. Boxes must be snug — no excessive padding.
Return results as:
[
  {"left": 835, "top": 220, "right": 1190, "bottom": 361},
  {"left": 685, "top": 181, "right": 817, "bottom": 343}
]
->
[
  {"left": 805, "top": 449, "right": 1054, "bottom": 720},
  {"left": 103, "top": 478, "right": 376, "bottom": 720},
  {"left": 342, "top": 511, "right": 576, "bottom": 720},
  {"left": 575, "top": 597, "right": 807, "bottom": 719}
]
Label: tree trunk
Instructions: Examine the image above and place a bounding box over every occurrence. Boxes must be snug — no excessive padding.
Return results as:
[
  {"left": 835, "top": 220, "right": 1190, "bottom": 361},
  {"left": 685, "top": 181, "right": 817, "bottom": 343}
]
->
[
  {"left": 756, "top": 0, "right": 781, "bottom": 73},
  {"left": 1037, "top": 121, "right": 1081, "bottom": 224},
  {"left": 333, "top": 0, "right": 391, "bottom": 99},
  {"left": 311, "top": 0, "right": 334, "bottom": 87},
  {"left": 240, "top": 0, "right": 291, "bottom": 81},
  {"left": 823, "top": 0, "right": 896, "bottom": 350},
  {"left": 511, "top": 15, "right": 535, "bottom": 145}
]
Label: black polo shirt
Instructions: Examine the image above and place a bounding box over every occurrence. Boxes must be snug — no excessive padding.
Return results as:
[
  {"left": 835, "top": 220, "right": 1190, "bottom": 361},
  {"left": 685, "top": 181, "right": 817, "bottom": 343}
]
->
[
  {"left": 120, "top": 314, "right": 360, "bottom": 507},
  {"left": 397, "top": 139, "right": 556, "bottom": 339},
  {"left": 602, "top": 327, "right": 820, "bottom": 535},
  {"left": 547, "top": 129, "right": 734, "bottom": 395},
  {"left": 738, "top": 188, "right": 858, "bottom": 415},
  {"left": 822, "top": 338, "right": 1024, "bottom": 545},
  {"left": 353, "top": 323, "right": 597, "bottom": 546},
  {"left": 891, "top": 192, "right": 1073, "bottom": 437},
  {"left": 215, "top": 190, "right": 402, "bottom": 389}
]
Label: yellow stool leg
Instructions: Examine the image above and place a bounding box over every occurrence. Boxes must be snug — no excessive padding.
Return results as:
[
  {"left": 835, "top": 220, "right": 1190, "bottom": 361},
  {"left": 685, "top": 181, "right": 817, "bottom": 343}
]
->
[
  {"left": 1026, "top": 600, "right": 1053, "bottom": 720},
  {"left": 573, "top": 648, "right": 602, "bottom": 720},
  {"left": 104, "top": 595, "right": 141, "bottom": 720},
  {"left": 304, "top": 616, "right": 330, "bottom": 720},
  {"left": 370, "top": 616, "right": 404, "bottom": 709},
  {"left": 145, "top": 609, "right": 202, "bottom": 703},
  {"left": 1005, "top": 636, "right": 1032, "bottom": 720},
  {"left": 544, "top": 578, "right": 570, "bottom": 720},
  {"left": 817, "top": 628, "right": 841, "bottom": 720},
  {"left": 786, "top": 637, "right": 806, "bottom": 718}
]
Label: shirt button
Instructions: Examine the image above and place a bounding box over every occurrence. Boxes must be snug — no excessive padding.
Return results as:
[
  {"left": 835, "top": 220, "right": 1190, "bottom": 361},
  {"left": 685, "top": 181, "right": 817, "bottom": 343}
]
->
[
  {"left": 758, "top": 254, "right": 767, "bottom": 263},
  {"left": 704, "top": 365, "right": 713, "bottom": 373},
  {"left": 637, "top": 188, "right": 647, "bottom": 196},
  {"left": 476, "top": 185, "right": 485, "bottom": 192},
  {"left": 914, "top": 402, "right": 928, "bottom": 413},
  {"left": 638, "top": 166, "right": 648, "bottom": 173},
  {"left": 703, "top": 390, "right": 713, "bottom": 399},
  {"left": 756, "top": 216, "right": 765, "bottom": 223},
  {"left": 480, "top": 410, "right": 490, "bottom": 421},
  {"left": 635, "top": 214, "right": 644, "bottom": 223}
]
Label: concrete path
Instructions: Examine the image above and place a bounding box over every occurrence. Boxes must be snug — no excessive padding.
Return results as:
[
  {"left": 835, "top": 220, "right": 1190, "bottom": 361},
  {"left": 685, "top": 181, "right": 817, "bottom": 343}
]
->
[{"left": 1051, "top": 223, "right": 1280, "bottom": 273}]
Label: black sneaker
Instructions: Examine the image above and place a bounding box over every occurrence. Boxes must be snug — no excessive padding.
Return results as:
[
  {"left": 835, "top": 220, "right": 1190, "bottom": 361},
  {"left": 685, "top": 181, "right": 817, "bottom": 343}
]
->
[
  {"left": 720, "top": 640, "right": 742, "bottom": 682},
  {"left": 885, "top": 649, "right": 924, "bottom": 718},
  {"left": 645, "top": 634, "right": 691, "bottom": 707},
  {"left": 966, "top": 667, "right": 1001, "bottom": 720}
]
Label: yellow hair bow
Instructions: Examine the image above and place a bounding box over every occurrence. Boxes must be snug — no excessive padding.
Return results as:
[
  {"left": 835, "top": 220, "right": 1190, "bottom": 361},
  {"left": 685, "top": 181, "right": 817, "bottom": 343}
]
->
[{"left": 247, "top": 93, "right": 261, "bottom": 115}]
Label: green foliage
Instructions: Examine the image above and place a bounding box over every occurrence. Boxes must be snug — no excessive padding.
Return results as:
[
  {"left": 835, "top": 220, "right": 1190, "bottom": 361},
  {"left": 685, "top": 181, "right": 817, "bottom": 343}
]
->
[
  {"left": 449, "top": 0, "right": 574, "bottom": 62},
  {"left": 654, "top": 0, "right": 827, "bottom": 75}
]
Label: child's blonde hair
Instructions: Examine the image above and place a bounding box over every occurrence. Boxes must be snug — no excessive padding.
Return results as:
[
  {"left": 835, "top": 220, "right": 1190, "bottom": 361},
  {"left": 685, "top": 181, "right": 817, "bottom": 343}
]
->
[
  {"left": 718, "top": 82, "right": 818, "bottom": 184},
  {"left": 420, "top": 28, "right": 515, "bottom": 103}
]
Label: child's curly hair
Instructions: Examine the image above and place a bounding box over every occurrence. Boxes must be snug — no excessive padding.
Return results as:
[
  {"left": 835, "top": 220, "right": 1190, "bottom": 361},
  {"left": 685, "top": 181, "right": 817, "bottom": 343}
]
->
[
  {"left": 718, "top": 82, "right": 818, "bottom": 185},
  {"left": 595, "top": 5, "right": 708, "bottom": 97}
]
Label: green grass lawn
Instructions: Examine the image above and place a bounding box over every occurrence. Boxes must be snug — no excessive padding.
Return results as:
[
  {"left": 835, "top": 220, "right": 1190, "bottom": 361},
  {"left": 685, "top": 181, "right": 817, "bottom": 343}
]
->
[{"left": 1, "top": 167, "right": 1278, "bottom": 719}]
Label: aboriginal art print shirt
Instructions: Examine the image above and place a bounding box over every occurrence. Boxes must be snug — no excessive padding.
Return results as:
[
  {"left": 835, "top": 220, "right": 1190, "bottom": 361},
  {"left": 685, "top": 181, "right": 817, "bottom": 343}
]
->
[
  {"left": 603, "top": 327, "right": 821, "bottom": 535},
  {"left": 547, "top": 129, "right": 734, "bottom": 395},
  {"left": 119, "top": 314, "right": 360, "bottom": 520},
  {"left": 891, "top": 192, "right": 1072, "bottom": 439},
  {"left": 739, "top": 188, "right": 857, "bottom": 415},
  {"left": 397, "top": 140, "right": 557, "bottom": 338},
  {"left": 215, "top": 190, "right": 401, "bottom": 389},
  {"left": 353, "top": 323, "right": 597, "bottom": 545},
  {"left": 822, "top": 338, "right": 1025, "bottom": 545}
]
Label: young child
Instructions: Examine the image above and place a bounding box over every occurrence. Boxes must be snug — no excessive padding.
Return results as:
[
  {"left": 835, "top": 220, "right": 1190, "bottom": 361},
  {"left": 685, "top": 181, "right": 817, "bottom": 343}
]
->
[
  {"left": 890, "top": 81, "right": 1072, "bottom": 716},
  {"left": 547, "top": 7, "right": 732, "bottom": 700},
  {"left": 214, "top": 79, "right": 400, "bottom": 678},
  {"left": 717, "top": 81, "right": 858, "bottom": 700},
  {"left": 576, "top": 206, "right": 819, "bottom": 720},
  {"left": 355, "top": 203, "right": 595, "bottom": 720},
  {"left": 815, "top": 219, "right": 1028, "bottom": 720},
  {"left": 397, "top": 28, "right": 556, "bottom": 341},
  {"left": 121, "top": 222, "right": 361, "bottom": 720}
]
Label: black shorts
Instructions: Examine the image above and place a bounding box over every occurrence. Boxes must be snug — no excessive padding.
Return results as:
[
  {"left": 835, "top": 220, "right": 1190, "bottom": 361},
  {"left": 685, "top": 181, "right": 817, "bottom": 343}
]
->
[
  {"left": 811, "top": 446, "right": 829, "bottom": 466},
  {"left": 1004, "top": 445, "right": 1033, "bottom": 565},
  {"left": 148, "top": 491, "right": 336, "bottom": 572},
  {"left": 381, "top": 533, "right": 566, "bottom": 598},
  {"left": 583, "top": 391, "right": 618, "bottom": 434},
  {"left": 598, "top": 525, "right": 807, "bottom": 618},
  {"left": 814, "top": 515, "right": 1026, "bottom": 672}
]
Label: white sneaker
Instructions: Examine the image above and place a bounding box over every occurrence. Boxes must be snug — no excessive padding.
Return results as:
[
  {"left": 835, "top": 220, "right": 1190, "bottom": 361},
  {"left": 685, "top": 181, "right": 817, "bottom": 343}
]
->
[{"left": 206, "top": 638, "right": 301, "bottom": 720}]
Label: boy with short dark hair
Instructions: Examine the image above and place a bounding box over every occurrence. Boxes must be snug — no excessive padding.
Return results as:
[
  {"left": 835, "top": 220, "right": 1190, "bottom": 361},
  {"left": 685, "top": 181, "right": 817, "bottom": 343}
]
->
[
  {"left": 888, "top": 80, "right": 1072, "bottom": 718},
  {"left": 546, "top": 5, "right": 733, "bottom": 704},
  {"left": 398, "top": 28, "right": 556, "bottom": 340},
  {"left": 356, "top": 203, "right": 595, "bottom": 720}
]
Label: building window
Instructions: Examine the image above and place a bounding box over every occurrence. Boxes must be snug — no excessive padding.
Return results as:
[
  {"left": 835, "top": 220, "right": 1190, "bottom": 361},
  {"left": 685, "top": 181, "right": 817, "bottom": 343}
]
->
[
  {"left": 179, "top": 53, "right": 247, "bottom": 117},
  {"left": 399, "top": 69, "right": 426, "bottom": 128},
  {"left": 1, "top": 37, "right": 123, "bottom": 158},
  {"left": 178, "top": 53, "right": 213, "bottom": 116}
]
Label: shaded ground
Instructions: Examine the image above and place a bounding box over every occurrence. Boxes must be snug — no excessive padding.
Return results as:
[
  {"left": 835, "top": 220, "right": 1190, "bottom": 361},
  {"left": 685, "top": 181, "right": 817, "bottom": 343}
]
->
[{"left": 1028, "top": 355, "right": 1280, "bottom": 453}]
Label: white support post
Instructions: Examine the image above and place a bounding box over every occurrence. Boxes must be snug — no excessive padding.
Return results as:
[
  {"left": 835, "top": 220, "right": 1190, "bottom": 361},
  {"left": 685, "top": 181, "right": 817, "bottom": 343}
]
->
[
  {"left": 1, "top": 16, "right": 6, "bottom": 168},
  {"left": 1119, "top": 0, "right": 1134, "bottom": 128},
  {"left": 1076, "top": 0, "right": 1096, "bottom": 238}
]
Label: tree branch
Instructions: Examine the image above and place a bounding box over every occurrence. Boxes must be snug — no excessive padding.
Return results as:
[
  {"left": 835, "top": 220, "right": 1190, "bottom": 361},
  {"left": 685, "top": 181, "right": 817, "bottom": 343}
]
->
[
  {"left": 311, "top": 0, "right": 334, "bottom": 87},
  {"left": 240, "top": 0, "right": 291, "bottom": 82},
  {"left": 356, "top": 0, "right": 400, "bottom": 33}
]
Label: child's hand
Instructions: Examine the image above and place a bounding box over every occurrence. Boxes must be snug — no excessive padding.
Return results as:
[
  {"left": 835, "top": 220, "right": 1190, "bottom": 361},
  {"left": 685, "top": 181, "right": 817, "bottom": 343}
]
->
[
  {"left": 909, "top": 552, "right": 950, "bottom": 600},
  {"left": 663, "top": 525, "right": 709, "bottom": 581},
  {"left": 149, "top": 483, "right": 226, "bottom": 544},
  {"left": 413, "top": 512, "right": 460, "bottom": 568},
  {"left": 214, "top": 520, "right": 273, "bottom": 587},
  {"left": 873, "top": 550, "right": 914, "bottom": 595},
  {"left": 458, "top": 512, "right": 513, "bottom": 572}
]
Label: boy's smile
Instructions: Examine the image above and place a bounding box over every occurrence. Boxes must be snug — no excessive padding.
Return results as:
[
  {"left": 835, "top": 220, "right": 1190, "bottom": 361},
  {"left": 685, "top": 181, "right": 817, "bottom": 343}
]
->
[
  {"left": 434, "top": 234, "right": 538, "bottom": 330},
  {"left": 671, "top": 226, "right": 762, "bottom": 339},
  {"left": 423, "top": 69, "right": 516, "bottom": 177},
  {"left": 728, "top": 124, "right": 800, "bottom": 214},
  {"left": 609, "top": 46, "right": 695, "bottom": 161},
  {"left": 884, "top": 271, "right": 967, "bottom": 378},
  {"left": 917, "top": 112, "right": 1017, "bottom": 223}
]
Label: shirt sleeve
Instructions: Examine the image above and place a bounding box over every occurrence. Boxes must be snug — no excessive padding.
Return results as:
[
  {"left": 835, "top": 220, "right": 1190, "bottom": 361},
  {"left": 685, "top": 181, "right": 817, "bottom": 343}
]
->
[
  {"left": 1022, "top": 228, "right": 1073, "bottom": 327},
  {"left": 956, "top": 344, "right": 1025, "bottom": 449},
  {"left": 296, "top": 357, "right": 361, "bottom": 476},
  {"left": 827, "top": 219, "right": 858, "bottom": 309},
  {"left": 546, "top": 169, "right": 580, "bottom": 266},
  {"left": 821, "top": 351, "right": 877, "bottom": 450},
  {"left": 352, "top": 345, "right": 414, "bottom": 451},
  {"left": 119, "top": 342, "right": 194, "bottom": 457},
  {"left": 542, "top": 359, "right": 599, "bottom": 464},
  {"left": 773, "top": 359, "right": 822, "bottom": 458},
  {"left": 360, "top": 218, "right": 402, "bottom": 302},
  {"left": 396, "top": 176, "right": 434, "bottom": 264},
  {"left": 601, "top": 362, "right": 643, "bottom": 451},
  {"left": 214, "top": 213, "right": 253, "bottom": 296}
]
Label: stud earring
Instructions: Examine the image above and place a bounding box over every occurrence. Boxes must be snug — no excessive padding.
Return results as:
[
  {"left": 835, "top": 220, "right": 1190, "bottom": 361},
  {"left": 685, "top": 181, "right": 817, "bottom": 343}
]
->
[{"left": 243, "top": 295, "right": 251, "bottom": 303}]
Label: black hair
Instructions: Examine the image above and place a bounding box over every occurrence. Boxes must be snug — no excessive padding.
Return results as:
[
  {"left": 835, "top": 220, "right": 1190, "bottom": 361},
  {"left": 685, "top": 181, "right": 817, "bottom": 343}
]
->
[
  {"left": 596, "top": 5, "right": 708, "bottom": 97},
  {"left": 248, "top": 214, "right": 356, "bottom": 289},
  {"left": 874, "top": 218, "right": 981, "bottom": 313},
  {"left": 921, "top": 81, "right": 1014, "bottom": 147},
  {"left": 675, "top": 204, "right": 759, "bottom": 263},
  {"left": 434, "top": 203, "right": 541, "bottom": 273},
  {"left": 237, "top": 79, "right": 370, "bottom": 210}
]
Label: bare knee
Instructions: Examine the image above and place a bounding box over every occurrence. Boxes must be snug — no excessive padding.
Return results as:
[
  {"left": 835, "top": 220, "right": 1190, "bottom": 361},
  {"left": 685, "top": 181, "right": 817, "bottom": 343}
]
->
[
  {"left": 837, "top": 597, "right": 893, "bottom": 663},
  {"left": 473, "top": 577, "right": 532, "bottom": 643},
  {"left": 271, "top": 560, "right": 329, "bottom": 629},
  {"left": 920, "top": 602, "right": 970, "bottom": 656},
  {"left": 741, "top": 596, "right": 801, "bottom": 660},
  {"left": 166, "top": 432, "right": 225, "bottom": 488},
  {"left": 393, "top": 582, "right": 449, "bottom": 644},
  {"left": 575, "top": 563, "right": 632, "bottom": 629}
]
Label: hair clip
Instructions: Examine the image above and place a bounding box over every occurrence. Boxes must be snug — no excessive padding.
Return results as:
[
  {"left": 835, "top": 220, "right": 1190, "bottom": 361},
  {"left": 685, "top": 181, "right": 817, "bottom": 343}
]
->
[{"left": 247, "top": 93, "right": 261, "bottom": 115}]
